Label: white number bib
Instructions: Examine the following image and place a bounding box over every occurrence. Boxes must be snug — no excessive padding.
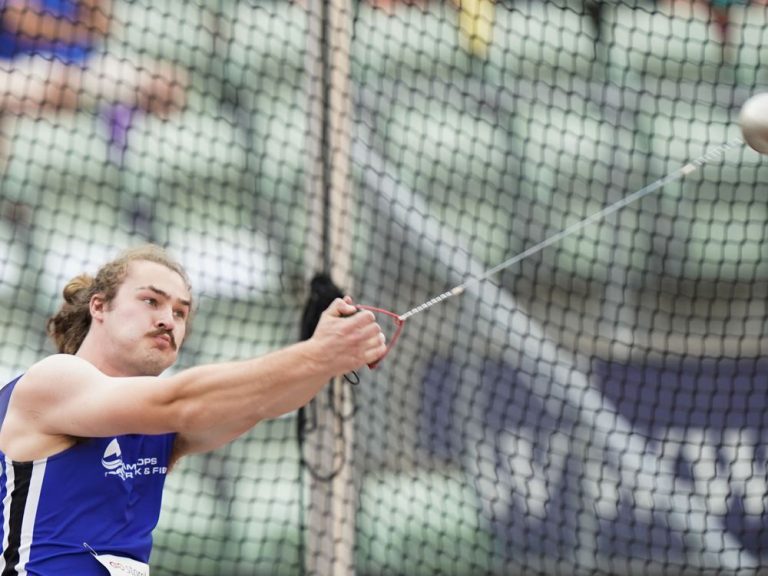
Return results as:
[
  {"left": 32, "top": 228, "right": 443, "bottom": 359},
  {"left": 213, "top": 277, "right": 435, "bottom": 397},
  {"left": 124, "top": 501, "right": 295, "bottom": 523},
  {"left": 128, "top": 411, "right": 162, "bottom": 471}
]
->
[
  {"left": 84, "top": 543, "right": 150, "bottom": 576},
  {"left": 93, "top": 553, "right": 150, "bottom": 576}
]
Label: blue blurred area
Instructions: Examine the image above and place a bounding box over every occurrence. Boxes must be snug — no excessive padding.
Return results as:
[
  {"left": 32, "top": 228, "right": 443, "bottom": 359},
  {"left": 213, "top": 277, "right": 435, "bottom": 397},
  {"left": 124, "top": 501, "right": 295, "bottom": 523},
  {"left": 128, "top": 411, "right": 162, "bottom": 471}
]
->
[{"left": 422, "top": 355, "right": 768, "bottom": 568}]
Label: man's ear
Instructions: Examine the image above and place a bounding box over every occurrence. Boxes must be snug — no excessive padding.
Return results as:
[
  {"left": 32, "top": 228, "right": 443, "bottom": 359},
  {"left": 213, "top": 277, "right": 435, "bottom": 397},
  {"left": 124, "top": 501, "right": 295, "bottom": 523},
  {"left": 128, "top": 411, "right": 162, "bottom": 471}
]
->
[{"left": 89, "top": 293, "right": 107, "bottom": 322}]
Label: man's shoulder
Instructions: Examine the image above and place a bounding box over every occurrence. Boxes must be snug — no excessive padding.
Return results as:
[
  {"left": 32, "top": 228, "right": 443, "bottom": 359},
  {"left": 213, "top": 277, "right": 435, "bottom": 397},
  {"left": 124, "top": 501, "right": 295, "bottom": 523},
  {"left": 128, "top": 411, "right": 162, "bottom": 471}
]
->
[
  {"left": 0, "top": 355, "right": 101, "bottom": 456},
  {"left": 17, "top": 354, "right": 97, "bottom": 392},
  {"left": 28, "top": 353, "right": 92, "bottom": 373}
]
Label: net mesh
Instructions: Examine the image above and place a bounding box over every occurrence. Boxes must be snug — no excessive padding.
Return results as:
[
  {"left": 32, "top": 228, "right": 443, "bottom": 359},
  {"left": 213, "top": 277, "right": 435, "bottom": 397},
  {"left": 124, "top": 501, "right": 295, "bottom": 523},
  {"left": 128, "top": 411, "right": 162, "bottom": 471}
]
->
[{"left": 1, "top": 0, "right": 767, "bottom": 574}]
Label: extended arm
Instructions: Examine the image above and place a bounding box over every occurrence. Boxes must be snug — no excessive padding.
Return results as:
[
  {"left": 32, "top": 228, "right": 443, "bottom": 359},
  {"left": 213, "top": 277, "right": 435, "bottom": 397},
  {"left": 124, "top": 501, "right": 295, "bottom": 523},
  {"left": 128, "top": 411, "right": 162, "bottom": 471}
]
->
[{"left": 0, "top": 298, "right": 385, "bottom": 462}]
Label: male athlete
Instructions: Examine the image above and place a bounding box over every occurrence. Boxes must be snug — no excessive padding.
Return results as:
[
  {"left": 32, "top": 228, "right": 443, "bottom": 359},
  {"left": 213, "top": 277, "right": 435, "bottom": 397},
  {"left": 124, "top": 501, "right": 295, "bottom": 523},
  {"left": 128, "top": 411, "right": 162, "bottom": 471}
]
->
[{"left": 0, "top": 244, "right": 386, "bottom": 575}]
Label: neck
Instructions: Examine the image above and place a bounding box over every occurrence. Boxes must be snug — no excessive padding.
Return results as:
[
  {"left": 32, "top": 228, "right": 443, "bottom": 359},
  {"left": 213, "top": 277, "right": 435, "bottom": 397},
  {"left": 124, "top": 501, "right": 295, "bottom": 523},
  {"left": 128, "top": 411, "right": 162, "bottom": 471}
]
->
[
  {"left": 75, "top": 332, "right": 126, "bottom": 377},
  {"left": 76, "top": 331, "right": 170, "bottom": 378}
]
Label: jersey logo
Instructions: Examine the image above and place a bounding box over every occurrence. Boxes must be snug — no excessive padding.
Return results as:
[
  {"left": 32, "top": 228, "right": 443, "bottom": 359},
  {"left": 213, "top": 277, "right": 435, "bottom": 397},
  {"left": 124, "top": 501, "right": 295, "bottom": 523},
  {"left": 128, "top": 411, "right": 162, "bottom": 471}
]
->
[
  {"left": 101, "top": 438, "right": 168, "bottom": 481},
  {"left": 102, "top": 438, "right": 126, "bottom": 480}
]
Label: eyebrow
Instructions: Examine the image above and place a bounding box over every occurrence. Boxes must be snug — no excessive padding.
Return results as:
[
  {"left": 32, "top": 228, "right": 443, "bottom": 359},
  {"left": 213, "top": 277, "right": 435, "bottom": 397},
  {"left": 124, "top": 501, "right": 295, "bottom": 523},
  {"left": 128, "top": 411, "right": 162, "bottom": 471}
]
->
[{"left": 137, "top": 285, "right": 192, "bottom": 309}]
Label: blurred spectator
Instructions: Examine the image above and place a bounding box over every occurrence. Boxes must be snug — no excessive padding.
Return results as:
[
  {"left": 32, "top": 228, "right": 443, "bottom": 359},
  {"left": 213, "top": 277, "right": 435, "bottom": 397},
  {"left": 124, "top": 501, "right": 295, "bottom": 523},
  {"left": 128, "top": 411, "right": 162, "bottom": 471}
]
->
[
  {"left": 0, "top": 0, "right": 186, "bottom": 178},
  {"left": 0, "top": 0, "right": 186, "bottom": 118},
  {"left": 705, "top": 0, "right": 744, "bottom": 47},
  {"left": 0, "top": 0, "right": 187, "bottom": 235}
]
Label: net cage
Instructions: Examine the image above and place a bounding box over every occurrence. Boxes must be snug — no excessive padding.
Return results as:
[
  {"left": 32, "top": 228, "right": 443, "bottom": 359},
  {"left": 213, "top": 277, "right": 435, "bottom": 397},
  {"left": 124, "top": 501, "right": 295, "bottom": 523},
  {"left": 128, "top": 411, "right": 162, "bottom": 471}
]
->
[{"left": 1, "top": 0, "right": 768, "bottom": 574}]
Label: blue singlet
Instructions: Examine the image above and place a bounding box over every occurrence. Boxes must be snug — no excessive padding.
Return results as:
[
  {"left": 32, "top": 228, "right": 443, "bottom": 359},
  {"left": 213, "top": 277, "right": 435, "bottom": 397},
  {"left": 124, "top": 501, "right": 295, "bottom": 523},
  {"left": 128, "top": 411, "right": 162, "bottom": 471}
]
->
[{"left": 0, "top": 375, "right": 175, "bottom": 574}]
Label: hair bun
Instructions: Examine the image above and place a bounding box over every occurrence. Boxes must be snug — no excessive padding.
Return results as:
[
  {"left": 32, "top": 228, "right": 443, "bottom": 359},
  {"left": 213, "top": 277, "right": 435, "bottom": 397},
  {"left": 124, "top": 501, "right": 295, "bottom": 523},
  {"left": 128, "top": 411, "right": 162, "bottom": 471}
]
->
[{"left": 62, "top": 274, "right": 94, "bottom": 304}]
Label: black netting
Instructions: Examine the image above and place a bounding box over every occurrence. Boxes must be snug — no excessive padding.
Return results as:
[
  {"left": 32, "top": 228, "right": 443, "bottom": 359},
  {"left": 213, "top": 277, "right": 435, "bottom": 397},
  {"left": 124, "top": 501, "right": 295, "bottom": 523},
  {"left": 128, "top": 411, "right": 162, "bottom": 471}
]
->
[{"left": 1, "top": 0, "right": 767, "bottom": 574}]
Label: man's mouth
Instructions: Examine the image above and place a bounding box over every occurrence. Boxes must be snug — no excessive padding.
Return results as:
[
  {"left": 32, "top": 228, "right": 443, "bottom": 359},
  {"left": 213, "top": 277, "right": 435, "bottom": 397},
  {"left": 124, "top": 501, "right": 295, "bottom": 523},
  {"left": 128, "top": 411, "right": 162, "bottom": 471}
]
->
[{"left": 149, "top": 330, "right": 176, "bottom": 350}]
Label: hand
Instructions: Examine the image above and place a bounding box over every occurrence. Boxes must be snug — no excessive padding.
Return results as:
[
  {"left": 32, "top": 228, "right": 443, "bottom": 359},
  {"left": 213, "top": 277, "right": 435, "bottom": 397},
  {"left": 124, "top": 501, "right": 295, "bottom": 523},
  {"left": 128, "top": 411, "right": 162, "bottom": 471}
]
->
[{"left": 310, "top": 296, "right": 387, "bottom": 376}]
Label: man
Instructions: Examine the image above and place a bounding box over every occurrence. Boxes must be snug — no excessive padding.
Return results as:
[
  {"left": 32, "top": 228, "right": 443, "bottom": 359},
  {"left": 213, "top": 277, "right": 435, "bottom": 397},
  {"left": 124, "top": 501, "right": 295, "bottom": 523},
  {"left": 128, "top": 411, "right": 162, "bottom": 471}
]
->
[{"left": 0, "top": 244, "right": 386, "bottom": 575}]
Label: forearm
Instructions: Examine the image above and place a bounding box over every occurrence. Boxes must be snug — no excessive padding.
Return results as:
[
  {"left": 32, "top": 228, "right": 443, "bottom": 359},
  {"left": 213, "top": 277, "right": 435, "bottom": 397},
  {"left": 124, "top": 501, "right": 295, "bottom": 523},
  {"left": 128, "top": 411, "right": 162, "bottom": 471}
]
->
[{"left": 171, "top": 339, "right": 336, "bottom": 434}]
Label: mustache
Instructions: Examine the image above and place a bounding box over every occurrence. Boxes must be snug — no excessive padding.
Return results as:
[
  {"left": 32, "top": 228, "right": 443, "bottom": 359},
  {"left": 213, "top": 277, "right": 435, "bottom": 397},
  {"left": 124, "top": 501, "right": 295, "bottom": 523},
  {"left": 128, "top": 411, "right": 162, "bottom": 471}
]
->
[{"left": 148, "top": 328, "right": 177, "bottom": 350}]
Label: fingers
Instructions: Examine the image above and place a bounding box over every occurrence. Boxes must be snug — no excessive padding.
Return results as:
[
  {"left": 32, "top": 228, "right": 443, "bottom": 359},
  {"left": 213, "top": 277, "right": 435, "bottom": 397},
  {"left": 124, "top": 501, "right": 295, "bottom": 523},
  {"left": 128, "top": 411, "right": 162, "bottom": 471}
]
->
[
  {"left": 364, "top": 331, "right": 388, "bottom": 365},
  {"left": 351, "top": 313, "right": 387, "bottom": 365},
  {"left": 325, "top": 297, "right": 358, "bottom": 318},
  {"left": 318, "top": 297, "right": 389, "bottom": 370}
]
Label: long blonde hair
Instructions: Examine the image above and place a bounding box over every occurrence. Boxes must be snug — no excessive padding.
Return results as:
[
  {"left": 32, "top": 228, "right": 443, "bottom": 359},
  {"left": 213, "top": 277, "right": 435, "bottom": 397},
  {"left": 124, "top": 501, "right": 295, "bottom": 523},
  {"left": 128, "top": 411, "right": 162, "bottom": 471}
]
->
[{"left": 46, "top": 245, "right": 192, "bottom": 354}]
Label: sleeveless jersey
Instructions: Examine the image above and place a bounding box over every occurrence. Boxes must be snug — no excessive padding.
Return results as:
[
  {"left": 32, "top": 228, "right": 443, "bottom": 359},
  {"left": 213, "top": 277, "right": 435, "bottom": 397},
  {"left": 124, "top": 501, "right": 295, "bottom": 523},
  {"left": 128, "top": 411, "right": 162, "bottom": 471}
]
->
[{"left": 0, "top": 375, "right": 176, "bottom": 575}]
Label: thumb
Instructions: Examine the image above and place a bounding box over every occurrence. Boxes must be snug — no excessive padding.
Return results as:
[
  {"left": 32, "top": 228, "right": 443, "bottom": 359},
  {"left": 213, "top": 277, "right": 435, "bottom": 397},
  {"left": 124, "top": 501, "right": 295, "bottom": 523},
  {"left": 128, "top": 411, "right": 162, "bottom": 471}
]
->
[{"left": 326, "top": 296, "right": 357, "bottom": 317}]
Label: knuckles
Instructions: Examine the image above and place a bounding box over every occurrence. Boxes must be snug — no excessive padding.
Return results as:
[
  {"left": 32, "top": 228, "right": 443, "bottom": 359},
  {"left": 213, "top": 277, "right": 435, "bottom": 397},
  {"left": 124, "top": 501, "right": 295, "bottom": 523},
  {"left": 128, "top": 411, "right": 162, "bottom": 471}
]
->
[{"left": 318, "top": 302, "right": 389, "bottom": 368}]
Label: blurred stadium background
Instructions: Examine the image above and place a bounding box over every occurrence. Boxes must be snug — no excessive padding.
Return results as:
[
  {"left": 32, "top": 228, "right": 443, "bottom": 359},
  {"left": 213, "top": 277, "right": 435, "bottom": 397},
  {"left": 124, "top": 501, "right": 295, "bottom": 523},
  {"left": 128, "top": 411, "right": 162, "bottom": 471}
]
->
[{"left": 2, "top": 0, "right": 768, "bottom": 574}]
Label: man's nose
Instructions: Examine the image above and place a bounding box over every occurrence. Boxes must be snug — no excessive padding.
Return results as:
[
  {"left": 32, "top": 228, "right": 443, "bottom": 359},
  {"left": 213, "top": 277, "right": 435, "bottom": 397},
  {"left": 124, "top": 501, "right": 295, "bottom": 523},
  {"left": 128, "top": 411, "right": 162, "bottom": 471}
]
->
[{"left": 155, "top": 307, "right": 176, "bottom": 330}]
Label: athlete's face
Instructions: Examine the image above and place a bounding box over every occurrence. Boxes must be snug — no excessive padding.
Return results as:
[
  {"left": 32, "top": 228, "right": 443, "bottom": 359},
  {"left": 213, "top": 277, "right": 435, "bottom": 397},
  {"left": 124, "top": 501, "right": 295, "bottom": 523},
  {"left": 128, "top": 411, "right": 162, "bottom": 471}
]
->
[{"left": 97, "top": 261, "right": 192, "bottom": 376}]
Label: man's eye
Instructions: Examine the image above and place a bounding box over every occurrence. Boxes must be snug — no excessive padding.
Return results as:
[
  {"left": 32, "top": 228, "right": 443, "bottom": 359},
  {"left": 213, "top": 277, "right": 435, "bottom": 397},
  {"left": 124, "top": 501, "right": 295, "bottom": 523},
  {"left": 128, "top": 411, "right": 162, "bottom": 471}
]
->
[
  {"left": 173, "top": 310, "right": 186, "bottom": 319},
  {"left": 144, "top": 298, "right": 157, "bottom": 306}
]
